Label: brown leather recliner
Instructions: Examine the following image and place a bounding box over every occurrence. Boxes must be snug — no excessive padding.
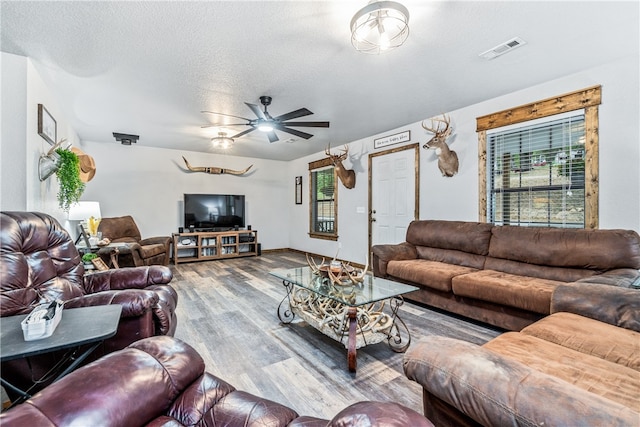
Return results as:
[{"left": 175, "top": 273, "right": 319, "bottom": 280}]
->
[
  {"left": 98, "top": 215, "right": 171, "bottom": 267},
  {"left": 0, "top": 336, "right": 435, "bottom": 427},
  {"left": 0, "top": 211, "right": 178, "bottom": 398}
]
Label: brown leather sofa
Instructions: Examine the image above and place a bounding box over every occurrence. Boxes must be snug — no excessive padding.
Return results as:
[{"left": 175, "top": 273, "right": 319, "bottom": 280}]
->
[
  {"left": 0, "top": 336, "right": 435, "bottom": 427},
  {"left": 0, "top": 211, "right": 178, "bottom": 397},
  {"left": 98, "top": 215, "right": 171, "bottom": 267},
  {"left": 373, "top": 220, "right": 640, "bottom": 330},
  {"left": 403, "top": 281, "right": 640, "bottom": 427}
]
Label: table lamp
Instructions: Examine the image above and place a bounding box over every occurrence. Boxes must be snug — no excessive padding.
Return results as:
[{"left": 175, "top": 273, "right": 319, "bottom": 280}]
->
[{"left": 68, "top": 201, "right": 102, "bottom": 245}]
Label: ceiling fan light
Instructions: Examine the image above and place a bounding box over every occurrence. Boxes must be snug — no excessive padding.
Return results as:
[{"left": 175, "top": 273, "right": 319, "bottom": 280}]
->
[
  {"left": 350, "top": 1, "right": 410, "bottom": 55},
  {"left": 258, "top": 123, "right": 274, "bottom": 132},
  {"left": 211, "top": 132, "right": 234, "bottom": 149}
]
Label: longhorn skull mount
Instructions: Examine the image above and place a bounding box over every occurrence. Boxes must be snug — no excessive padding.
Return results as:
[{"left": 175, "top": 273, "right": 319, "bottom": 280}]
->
[{"left": 182, "top": 156, "right": 252, "bottom": 175}]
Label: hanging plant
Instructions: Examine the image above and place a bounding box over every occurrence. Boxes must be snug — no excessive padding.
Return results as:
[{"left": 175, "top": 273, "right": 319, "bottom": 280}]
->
[{"left": 55, "top": 148, "right": 85, "bottom": 212}]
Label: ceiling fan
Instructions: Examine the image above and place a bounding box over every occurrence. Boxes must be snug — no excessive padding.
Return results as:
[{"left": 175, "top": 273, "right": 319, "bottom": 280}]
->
[{"left": 201, "top": 96, "right": 330, "bottom": 143}]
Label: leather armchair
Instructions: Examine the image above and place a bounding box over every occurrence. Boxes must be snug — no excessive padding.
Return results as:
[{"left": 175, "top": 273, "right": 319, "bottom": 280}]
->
[
  {"left": 97, "top": 215, "right": 171, "bottom": 267},
  {"left": 0, "top": 211, "right": 178, "bottom": 398},
  {"left": 0, "top": 336, "right": 434, "bottom": 427}
]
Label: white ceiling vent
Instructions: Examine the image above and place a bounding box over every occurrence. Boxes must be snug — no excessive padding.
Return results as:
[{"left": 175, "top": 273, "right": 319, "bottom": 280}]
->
[{"left": 479, "top": 37, "right": 527, "bottom": 60}]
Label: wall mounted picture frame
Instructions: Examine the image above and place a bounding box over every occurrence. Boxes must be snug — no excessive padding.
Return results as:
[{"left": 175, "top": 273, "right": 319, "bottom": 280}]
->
[
  {"left": 37, "top": 104, "right": 57, "bottom": 145},
  {"left": 295, "top": 176, "right": 302, "bottom": 204},
  {"left": 374, "top": 130, "right": 410, "bottom": 149}
]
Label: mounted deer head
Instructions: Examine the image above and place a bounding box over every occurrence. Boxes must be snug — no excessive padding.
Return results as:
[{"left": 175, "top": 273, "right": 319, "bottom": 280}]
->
[
  {"left": 422, "top": 114, "right": 459, "bottom": 177},
  {"left": 325, "top": 145, "right": 356, "bottom": 189}
]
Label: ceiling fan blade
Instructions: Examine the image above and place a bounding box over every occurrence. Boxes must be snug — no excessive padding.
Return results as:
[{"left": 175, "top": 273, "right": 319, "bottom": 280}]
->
[
  {"left": 273, "top": 108, "right": 313, "bottom": 122},
  {"left": 273, "top": 124, "right": 314, "bottom": 140},
  {"left": 201, "top": 111, "right": 251, "bottom": 121},
  {"left": 245, "top": 102, "right": 266, "bottom": 120},
  {"left": 281, "top": 121, "right": 330, "bottom": 128},
  {"left": 231, "top": 127, "right": 257, "bottom": 139},
  {"left": 266, "top": 131, "right": 279, "bottom": 143},
  {"left": 200, "top": 122, "right": 248, "bottom": 129}
]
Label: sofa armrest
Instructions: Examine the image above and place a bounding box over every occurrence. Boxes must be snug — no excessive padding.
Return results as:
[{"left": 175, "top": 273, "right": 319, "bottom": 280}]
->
[
  {"left": 372, "top": 242, "right": 417, "bottom": 276},
  {"left": 575, "top": 268, "right": 640, "bottom": 288},
  {"left": 83, "top": 265, "right": 173, "bottom": 293},
  {"left": 327, "top": 401, "right": 433, "bottom": 427},
  {"left": 551, "top": 282, "right": 640, "bottom": 331},
  {"left": 403, "top": 336, "right": 638, "bottom": 427},
  {"left": 64, "top": 289, "right": 158, "bottom": 318},
  {"left": 140, "top": 236, "right": 171, "bottom": 246}
]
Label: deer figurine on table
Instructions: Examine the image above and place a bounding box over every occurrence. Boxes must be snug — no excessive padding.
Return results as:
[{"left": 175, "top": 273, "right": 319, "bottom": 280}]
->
[
  {"left": 325, "top": 145, "right": 356, "bottom": 189},
  {"left": 422, "top": 114, "right": 459, "bottom": 177}
]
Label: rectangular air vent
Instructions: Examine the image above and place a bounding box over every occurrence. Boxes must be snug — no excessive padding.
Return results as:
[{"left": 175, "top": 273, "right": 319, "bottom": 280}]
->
[{"left": 479, "top": 37, "right": 527, "bottom": 60}]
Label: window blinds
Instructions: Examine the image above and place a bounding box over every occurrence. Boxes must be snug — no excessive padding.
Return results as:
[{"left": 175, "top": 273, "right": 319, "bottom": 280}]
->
[{"left": 487, "top": 112, "right": 585, "bottom": 227}]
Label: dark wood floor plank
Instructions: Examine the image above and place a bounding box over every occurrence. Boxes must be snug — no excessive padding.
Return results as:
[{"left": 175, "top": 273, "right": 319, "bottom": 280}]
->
[{"left": 170, "top": 251, "right": 502, "bottom": 419}]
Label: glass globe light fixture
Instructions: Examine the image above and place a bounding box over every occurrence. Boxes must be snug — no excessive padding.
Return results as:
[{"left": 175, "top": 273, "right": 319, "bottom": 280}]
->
[
  {"left": 350, "top": 1, "right": 410, "bottom": 55},
  {"left": 211, "top": 132, "right": 234, "bottom": 149}
]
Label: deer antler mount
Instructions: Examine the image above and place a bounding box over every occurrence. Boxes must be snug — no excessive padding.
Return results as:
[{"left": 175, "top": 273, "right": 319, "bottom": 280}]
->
[
  {"left": 422, "top": 114, "right": 459, "bottom": 177},
  {"left": 325, "top": 145, "right": 356, "bottom": 189}
]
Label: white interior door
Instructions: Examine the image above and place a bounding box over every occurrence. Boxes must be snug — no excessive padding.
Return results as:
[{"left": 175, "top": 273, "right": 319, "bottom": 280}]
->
[{"left": 370, "top": 145, "right": 418, "bottom": 248}]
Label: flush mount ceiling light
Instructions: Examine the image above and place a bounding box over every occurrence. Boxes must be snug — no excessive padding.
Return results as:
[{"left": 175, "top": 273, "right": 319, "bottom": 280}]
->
[
  {"left": 350, "top": 1, "right": 410, "bottom": 54},
  {"left": 113, "top": 132, "right": 139, "bottom": 145},
  {"left": 211, "top": 132, "right": 234, "bottom": 149}
]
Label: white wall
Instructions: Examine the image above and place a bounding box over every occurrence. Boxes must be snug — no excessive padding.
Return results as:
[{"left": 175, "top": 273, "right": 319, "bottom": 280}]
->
[
  {"left": 1, "top": 53, "right": 27, "bottom": 210},
  {"left": 1, "top": 52, "right": 80, "bottom": 224},
  {"left": 79, "top": 141, "right": 290, "bottom": 250},
  {"left": 288, "top": 55, "right": 639, "bottom": 265}
]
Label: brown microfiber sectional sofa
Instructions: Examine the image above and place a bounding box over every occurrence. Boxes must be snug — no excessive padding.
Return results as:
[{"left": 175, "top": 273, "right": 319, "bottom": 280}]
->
[
  {"left": 372, "top": 220, "right": 640, "bottom": 330},
  {"left": 403, "top": 281, "right": 640, "bottom": 426}
]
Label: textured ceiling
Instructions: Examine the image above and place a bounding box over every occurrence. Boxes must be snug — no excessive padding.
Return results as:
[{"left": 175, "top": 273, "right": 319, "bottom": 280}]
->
[{"left": 1, "top": 1, "right": 637, "bottom": 161}]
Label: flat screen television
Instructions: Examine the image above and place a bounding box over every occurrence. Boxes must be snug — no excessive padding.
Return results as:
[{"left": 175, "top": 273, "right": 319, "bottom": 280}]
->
[{"left": 184, "top": 194, "right": 245, "bottom": 231}]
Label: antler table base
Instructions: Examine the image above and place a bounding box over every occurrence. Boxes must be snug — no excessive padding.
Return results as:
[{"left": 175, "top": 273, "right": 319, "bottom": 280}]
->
[{"left": 276, "top": 278, "right": 412, "bottom": 373}]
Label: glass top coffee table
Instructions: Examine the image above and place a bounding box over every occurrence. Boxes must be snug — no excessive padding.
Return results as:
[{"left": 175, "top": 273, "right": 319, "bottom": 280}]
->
[{"left": 270, "top": 266, "right": 418, "bottom": 372}]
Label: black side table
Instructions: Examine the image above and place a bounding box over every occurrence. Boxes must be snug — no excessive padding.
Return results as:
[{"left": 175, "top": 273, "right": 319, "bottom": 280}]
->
[{"left": 1, "top": 305, "right": 121, "bottom": 408}]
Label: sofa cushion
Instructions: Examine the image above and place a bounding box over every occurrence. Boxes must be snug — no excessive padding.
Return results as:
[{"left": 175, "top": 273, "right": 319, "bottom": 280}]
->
[
  {"left": 416, "top": 247, "right": 486, "bottom": 270},
  {"left": 387, "top": 260, "right": 478, "bottom": 292},
  {"left": 483, "top": 332, "right": 640, "bottom": 412},
  {"left": 484, "top": 256, "right": 597, "bottom": 282},
  {"left": 488, "top": 226, "right": 640, "bottom": 270},
  {"left": 406, "top": 220, "right": 493, "bottom": 256},
  {"left": 521, "top": 312, "right": 640, "bottom": 370},
  {"left": 452, "top": 270, "right": 562, "bottom": 314}
]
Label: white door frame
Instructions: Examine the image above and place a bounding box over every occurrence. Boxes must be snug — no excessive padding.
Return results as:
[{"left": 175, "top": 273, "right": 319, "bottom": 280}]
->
[{"left": 368, "top": 143, "right": 420, "bottom": 254}]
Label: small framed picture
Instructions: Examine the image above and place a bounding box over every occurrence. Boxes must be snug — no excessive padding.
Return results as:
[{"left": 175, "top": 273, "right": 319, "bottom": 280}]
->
[
  {"left": 91, "top": 257, "right": 109, "bottom": 271},
  {"left": 37, "top": 104, "right": 57, "bottom": 145},
  {"left": 295, "top": 176, "right": 302, "bottom": 204}
]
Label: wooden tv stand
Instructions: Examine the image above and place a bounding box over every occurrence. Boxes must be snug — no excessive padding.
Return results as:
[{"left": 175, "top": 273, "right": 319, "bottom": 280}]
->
[{"left": 172, "top": 229, "right": 258, "bottom": 265}]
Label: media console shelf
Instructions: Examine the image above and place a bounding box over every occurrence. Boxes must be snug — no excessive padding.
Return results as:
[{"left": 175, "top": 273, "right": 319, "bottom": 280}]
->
[{"left": 172, "top": 230, "right": 258, "bottom": 265}]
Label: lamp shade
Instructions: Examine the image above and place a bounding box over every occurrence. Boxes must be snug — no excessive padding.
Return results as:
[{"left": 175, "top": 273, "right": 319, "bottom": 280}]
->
[
  {"left": 350, "top": 1, "right": 410, "bottom": 54},
  {"left": 68, "top": 201, "right": 101, "bottom": 220}
]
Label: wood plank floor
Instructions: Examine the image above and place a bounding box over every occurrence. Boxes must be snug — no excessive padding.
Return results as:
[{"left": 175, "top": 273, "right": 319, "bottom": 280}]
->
[{"left": 170, "top": 251, "right": 503, "bottom": 420}]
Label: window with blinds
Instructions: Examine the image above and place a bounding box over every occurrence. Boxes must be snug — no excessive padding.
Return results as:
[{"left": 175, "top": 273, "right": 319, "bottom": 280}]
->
[
  {"left": 308, "top": 162, "right": 338, "bottom": 240},
  {"left": 487, "top": 112, "right": 585, "bottom": 228}
]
